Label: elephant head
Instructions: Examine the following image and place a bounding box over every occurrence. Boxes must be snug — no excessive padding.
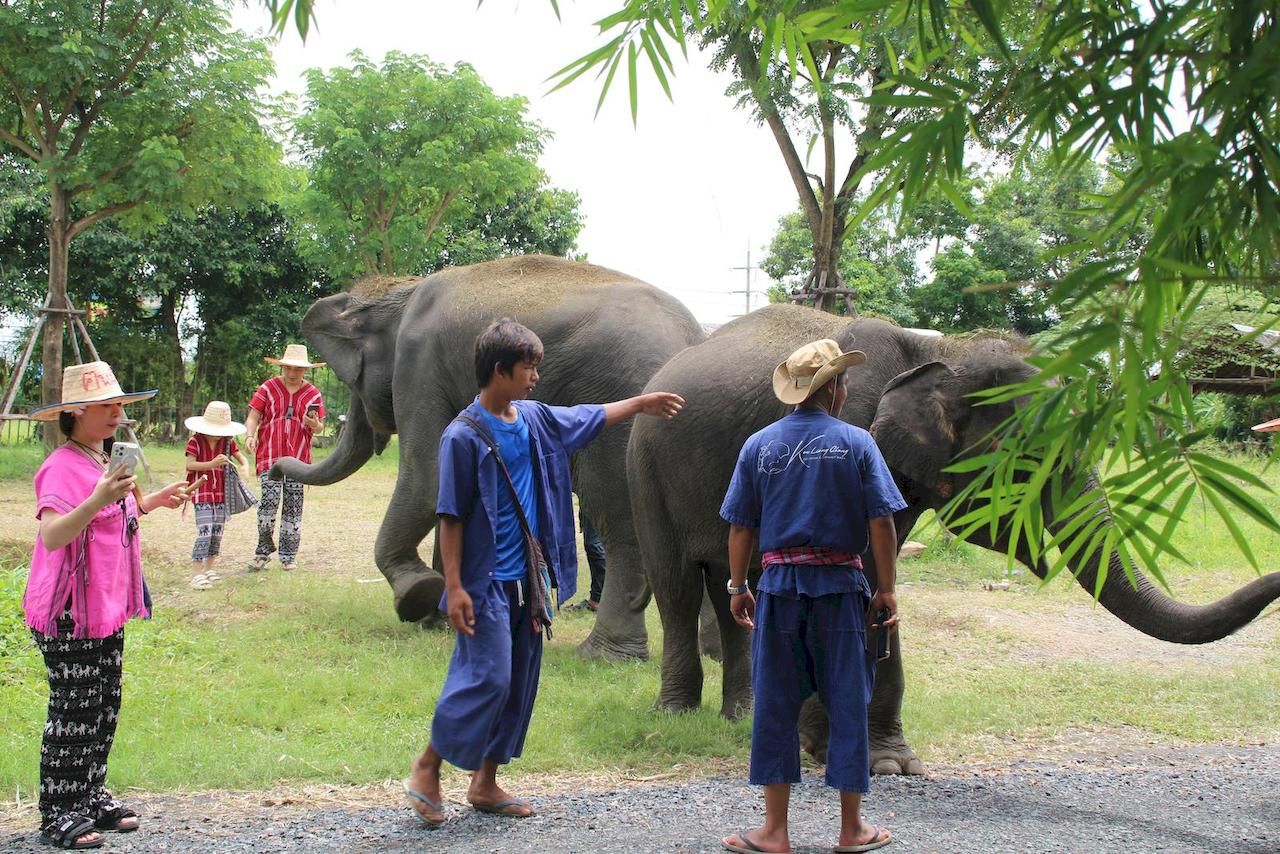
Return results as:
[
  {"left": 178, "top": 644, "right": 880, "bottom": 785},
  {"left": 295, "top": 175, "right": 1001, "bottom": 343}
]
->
[
  {"left": 869, "top": 347, "right": 1280, "bottom": 644},
  {"left": 269, "top": 286, "right": 406, "bottom": 485}
]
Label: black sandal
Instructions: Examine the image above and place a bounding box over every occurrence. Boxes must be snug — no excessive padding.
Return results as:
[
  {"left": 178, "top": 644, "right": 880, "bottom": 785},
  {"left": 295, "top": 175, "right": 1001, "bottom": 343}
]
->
[
  {"left": 40, "top": 812, "right": 104, "bottom": 849},
  {"left": 93, "top": 797, "right": 140, "bottom": 832}
]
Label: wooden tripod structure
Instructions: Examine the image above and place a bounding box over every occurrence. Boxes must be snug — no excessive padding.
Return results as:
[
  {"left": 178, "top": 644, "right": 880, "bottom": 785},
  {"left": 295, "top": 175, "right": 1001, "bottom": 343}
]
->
[{"left": 0, "top": 295, "right": 152, "bottom": 479}]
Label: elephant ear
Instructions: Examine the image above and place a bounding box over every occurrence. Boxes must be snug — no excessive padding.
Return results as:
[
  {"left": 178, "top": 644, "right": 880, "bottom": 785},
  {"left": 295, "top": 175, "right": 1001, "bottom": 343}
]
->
[
  {"left": 301, "top": 291, "right": 364, "bottom": 387},
  {"left": 869, "top": 362, "right": 963, "bottom": 496}
]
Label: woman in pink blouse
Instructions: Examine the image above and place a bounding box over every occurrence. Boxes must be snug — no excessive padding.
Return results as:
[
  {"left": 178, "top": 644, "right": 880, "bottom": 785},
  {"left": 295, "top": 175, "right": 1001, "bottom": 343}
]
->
[{"left": 24, "top": 361, "right": 188, "bottom": 849}]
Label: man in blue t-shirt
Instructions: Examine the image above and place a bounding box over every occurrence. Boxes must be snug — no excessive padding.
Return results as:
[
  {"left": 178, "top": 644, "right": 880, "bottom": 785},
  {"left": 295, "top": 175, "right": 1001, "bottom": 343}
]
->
[
  {"left": 405, "top": 318, "right": 684, "bottom": 829},
  {"left": 719, "top": 339, "right": 906, "bottom": 854}
]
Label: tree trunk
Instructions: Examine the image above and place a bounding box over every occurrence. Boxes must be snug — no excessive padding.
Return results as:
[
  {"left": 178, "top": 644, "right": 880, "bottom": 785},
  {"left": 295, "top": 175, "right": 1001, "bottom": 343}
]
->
[
  {"left": 41, "top": 188, "right": 71, "bottom": 446},
  {"left": 805, "top": 243, "right": 846, "bottom": 314},
  {"left": 159, "top": 289, "right": 190, "bottom": 439}
]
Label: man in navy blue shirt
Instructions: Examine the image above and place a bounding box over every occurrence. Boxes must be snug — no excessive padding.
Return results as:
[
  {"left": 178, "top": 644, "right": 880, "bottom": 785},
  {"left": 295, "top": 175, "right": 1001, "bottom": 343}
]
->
[
  {"left": 720, "top": 339, "right": 905, "bottom": 854},
  {"left": 405, "top": 318, "right": 683, "bottom": 828}
]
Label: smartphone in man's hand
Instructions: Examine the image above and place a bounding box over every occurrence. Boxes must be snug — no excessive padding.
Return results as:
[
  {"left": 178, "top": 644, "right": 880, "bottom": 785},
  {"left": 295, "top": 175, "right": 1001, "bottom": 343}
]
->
[{"left": 868, "top": 606, "right": 892, "bottom": 661}]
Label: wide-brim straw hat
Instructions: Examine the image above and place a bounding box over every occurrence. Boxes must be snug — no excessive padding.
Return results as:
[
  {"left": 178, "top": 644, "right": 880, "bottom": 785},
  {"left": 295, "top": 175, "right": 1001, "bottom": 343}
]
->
[
  {"left": 28, "top": 361, "right": 157, "bottom": 421},
  {"left": 772, "top": 339, "right": 866, "bottom": 405},
  {"left": 185, "top": 400, "right": 246, "bottom": 437},
  {"left": 265, "top": 343, "right": 325, "bottom": 369}
]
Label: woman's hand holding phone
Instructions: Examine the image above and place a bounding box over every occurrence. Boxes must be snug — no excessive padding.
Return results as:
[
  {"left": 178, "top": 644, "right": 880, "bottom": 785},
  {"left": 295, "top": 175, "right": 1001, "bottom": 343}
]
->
[{"left": 92, "top": 466, "right": 136, "bottom": 509}]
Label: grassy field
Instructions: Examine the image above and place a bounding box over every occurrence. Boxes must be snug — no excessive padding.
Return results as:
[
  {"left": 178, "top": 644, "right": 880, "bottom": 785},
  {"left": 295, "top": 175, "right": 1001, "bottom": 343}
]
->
[{"left": 0, "top": 439, "right": 1277, "bottom": 806}]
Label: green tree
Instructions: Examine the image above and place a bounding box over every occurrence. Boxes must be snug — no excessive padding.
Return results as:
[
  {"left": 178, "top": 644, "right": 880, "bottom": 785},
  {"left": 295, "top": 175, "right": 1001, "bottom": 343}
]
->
[
  {"left": 900, "top": 152, "right": 1100, "bottom": 334},
  {"left": 292, "top": 51, "right": 550, "bottom": 281},
  {"left": 762, "top": 209, "right": 917, "bottom": 325},
  {"left": 426, "top": 186, "right": 583, "bottom": 271},
  {"left": 912, "top": 244, "right": 1010, "bottom": 332},
  {"left": 139, "top": 203, "right": 330, "bottom": 433},
  {"left": 0, "top": 0, "right": 276, "bottom": 439},
  {"left": 0, "top": 155, "right": 49, "bottom": 314},
  {"left": 1, "top": 182, "right": 327, "bottom": 433},
  {"left": 554, "top": 0, "right": 1280, "bottom": 577}
]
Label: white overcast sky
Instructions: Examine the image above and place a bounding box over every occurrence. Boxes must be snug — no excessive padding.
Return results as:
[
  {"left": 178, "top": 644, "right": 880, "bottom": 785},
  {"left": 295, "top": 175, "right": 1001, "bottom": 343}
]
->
[{"left": 231, "top": 0, "right": 802, "bottom": 325}]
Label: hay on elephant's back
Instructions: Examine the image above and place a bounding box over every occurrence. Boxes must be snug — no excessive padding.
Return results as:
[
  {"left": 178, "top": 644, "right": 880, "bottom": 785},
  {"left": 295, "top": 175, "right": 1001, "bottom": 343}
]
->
[
  {"left": 442, "top": 255, "right": 659, "bottom": 315},
  {"left": 349, "top": 274, "right": 421, "bottom": 300},
  {"left": 347, "top": 256, "right": 652, "bottom": 310}
]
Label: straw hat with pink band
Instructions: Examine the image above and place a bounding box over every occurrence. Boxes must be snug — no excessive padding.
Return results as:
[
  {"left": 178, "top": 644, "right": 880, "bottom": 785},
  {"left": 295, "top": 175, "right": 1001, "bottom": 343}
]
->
[
  {"left": 185, "top": 401, "right": 247, "bottom": 437},
  {"left": 27, "top": 361, "right": 157, "bottom": 421}
]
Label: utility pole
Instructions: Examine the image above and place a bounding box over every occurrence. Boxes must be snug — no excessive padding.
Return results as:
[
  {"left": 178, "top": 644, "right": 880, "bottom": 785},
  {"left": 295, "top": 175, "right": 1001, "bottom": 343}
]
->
[{"left": 731, "top": 245, "right": 762, "bottom": 317}]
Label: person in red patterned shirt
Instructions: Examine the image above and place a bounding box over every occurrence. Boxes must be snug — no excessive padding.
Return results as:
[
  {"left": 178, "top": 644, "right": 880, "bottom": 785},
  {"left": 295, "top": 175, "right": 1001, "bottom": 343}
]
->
[
  {"left": 244, "top": 344, "right": 326, "bottom": 571},
  {"left": 184, "top": 401, "right": 250, "bottom": 590}
]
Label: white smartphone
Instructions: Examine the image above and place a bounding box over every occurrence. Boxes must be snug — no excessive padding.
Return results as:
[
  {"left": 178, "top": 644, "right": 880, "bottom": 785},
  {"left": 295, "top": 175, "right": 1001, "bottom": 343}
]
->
[{"left": 109, "top": 441, "right": 142, "bottom": 475}]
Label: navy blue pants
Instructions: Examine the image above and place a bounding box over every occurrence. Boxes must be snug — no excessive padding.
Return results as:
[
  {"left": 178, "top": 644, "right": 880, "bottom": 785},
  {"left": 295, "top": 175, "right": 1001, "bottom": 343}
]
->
[
  {"left": 749, "top": 588, "right": 874, "bottom": 792},
  {"left": 579, "top": 507, "right": 607, "bottom": 602},
  {"left": 431, "top": 580, "right": 543, "bottom": 770}
]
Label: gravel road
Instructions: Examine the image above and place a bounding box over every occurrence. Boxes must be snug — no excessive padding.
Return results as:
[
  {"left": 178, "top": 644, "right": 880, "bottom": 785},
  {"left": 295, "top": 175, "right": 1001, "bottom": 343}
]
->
[{"left": 2, "top": 744, "right": 1275, "bottom": 853}]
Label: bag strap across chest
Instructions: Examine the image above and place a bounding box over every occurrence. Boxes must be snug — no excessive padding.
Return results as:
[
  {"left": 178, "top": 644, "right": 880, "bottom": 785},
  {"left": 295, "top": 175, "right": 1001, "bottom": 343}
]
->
[{"left": 454, "top": 413, "right": 538, "bottom": 542}]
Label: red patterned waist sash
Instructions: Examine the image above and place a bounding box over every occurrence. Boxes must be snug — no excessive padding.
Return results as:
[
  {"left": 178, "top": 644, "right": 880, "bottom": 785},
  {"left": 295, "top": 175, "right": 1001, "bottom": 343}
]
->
[{"left": 761, "top": 547, "right": 863, "bottom": 570}]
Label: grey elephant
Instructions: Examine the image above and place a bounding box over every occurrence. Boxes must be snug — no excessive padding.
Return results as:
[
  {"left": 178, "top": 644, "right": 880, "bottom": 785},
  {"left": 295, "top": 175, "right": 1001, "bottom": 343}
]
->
[
  {"left": 272, "top": 255, "right": 704, "bottom": 659},
  {"left": 627, "top": 303, "right": 1280, "bottom": 774}
]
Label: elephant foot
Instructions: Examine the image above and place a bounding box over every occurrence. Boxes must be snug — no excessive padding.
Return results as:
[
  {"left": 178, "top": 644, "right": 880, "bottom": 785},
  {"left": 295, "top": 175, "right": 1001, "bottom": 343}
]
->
[
  {"left": 576, "top": 629, "right": 650, "bottom": 662},
  {"left": 654, "top": 694, "right": 702, "bottom": 714},
  {"left": 869, "top": 738, "right": 925, "bottom": 776},
  {"left": 718, "top": 697, "right": 751, "bottom": 721},
  {"left": 415, "top": 610, "right": 448, "bottom": 631},
  {"left": 392, "top": 571, "right": 445, "bottom": 623}
]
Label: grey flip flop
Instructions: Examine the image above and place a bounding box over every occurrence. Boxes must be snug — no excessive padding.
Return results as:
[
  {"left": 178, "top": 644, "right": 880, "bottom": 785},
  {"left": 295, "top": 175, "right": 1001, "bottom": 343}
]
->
[
  {"left": 722, "top": 831, "right": 793, "bottom": 854},
  {"left": 405, "top": 789, "right": 445, "bottom": 828},
  {"left": 470, "top": 798, "right": 534, "bottom": 817},
  {"left": 833, "top": 825, "right": 892, "bottom": 852}
]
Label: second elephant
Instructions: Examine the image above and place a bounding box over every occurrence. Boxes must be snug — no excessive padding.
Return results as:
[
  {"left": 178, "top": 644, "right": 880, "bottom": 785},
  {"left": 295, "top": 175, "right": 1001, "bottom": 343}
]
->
[{"left": 627, "top": 303, "right": 1280, "bottom": 773}]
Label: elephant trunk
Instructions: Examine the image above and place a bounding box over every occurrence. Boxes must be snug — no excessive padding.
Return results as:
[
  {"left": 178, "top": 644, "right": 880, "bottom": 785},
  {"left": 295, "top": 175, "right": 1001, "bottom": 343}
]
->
[
  {"left": 270, "top": 394, "right": 386, "bottom": 485},
  {"left": 1046, "top": 495, "right": 1280, "bottom": 644}
]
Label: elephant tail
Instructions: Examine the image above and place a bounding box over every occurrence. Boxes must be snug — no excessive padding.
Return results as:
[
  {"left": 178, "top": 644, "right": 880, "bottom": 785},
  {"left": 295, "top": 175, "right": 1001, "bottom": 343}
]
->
[{"left": 270, "top": 394, "right": 388, "bottom": 485}]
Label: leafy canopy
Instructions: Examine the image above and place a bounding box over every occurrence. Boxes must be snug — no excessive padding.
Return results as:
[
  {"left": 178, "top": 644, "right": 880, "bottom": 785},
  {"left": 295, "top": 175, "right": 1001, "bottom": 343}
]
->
[
  {"left": 0, "top": 0, "right": 278, "bottom": 231},
  {"left": 291, "top": 51, "right": 549, "bottom": 281}
]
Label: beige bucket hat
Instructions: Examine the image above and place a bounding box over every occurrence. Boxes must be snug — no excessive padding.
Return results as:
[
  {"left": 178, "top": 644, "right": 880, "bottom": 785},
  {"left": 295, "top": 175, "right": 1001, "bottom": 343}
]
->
[
  {"left": 772, "top": 339, "right": 866, "bottom": 405},
  {"left": 28, "top": 361, "right": 158, "bottom": 421},
  {"left": 185, "top": 401, "right": 247, "bottom": 437},
  {"left": 265, "top": 343, "right": 326, "bottom": 369}
]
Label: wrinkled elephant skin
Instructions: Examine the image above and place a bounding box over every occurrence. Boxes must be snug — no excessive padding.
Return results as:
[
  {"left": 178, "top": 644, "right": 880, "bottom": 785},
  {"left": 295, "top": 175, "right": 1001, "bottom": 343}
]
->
[{"left": 628, "top": 304, "right": 1280, "bottom": 774}]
